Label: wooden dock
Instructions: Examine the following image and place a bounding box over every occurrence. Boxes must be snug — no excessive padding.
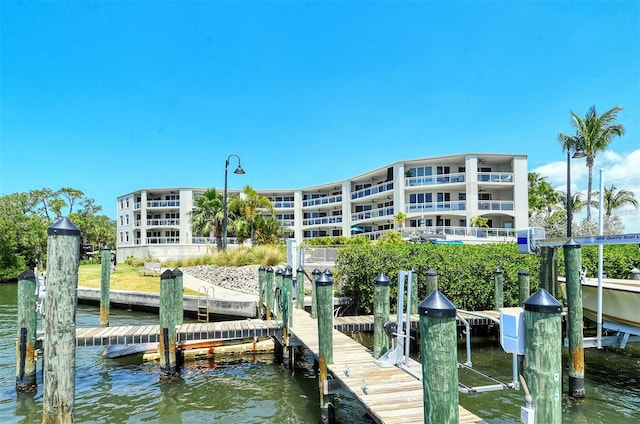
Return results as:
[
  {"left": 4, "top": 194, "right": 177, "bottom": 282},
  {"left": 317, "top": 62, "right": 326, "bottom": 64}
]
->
[
  {"left": 289, "top": 308, "right": 486, "bottom": 424},
  {"left": 38, "top": 319, "right": 282, "bottom": 348},
  {"left": 334, "top": 310, "right": 500, "bottom": 333}
]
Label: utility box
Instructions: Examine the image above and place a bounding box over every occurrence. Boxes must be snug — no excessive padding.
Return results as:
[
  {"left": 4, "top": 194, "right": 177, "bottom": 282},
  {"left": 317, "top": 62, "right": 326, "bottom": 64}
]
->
[
  {"left": 500, "top": 307, "right": 525, "bottom": 355},
  {"left": 517, "top": 227, "right": 545, "bottom": 254}
]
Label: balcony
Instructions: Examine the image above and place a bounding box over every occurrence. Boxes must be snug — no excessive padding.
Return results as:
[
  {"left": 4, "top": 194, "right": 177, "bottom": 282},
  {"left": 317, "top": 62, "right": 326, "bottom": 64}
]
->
[
  {"left": 303, "top": 194, "right": 342, "bottom": 208},
  {"left": 272, "top": 201, "right": 295, "bottom": 209},
  {"left": 351, "top": 207, "right": 394, "bottom": 222},
  {"left": 477, "top": 172, "right": 513, "bottom": 183},
  {"left": 302, "top": 216, "right": 343, "bottom": 226},
  {"left": 405, "top": 172, "right": 465, "bottom": 188},
  {"left": 405, "top": 201, "right": 466, "bottom": 214},
  {"left": 146, "top": 219, "right": 180, "bottom": 227},
  {"left": 477, "top": 200, "right": 514, "bottom": 211},
  {"left": 351, "top": 182, "right": 393, "bottom": 200},
  {"left": 146, "top": 200, "right": 180, "bottom": 208},
  {"left": 144, "top": 237, "right": 180, "bottom": 244}
]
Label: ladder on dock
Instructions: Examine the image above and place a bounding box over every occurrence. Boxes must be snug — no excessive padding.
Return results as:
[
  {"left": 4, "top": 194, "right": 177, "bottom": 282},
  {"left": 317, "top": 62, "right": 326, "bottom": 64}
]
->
[{"left": 196, "top": 286, "right": 215, "bottom": 322}]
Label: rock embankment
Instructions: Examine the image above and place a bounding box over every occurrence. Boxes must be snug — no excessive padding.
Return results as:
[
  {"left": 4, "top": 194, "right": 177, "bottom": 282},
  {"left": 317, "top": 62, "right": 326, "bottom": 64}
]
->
[{"left": 182, "top": 265, "right": 260, "bottom": 295}]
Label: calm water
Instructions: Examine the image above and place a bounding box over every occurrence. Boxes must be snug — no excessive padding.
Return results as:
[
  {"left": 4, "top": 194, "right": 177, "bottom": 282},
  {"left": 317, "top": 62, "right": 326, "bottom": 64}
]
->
[{"left": 2, "top": 282, "right": 639, "bottom": 423}]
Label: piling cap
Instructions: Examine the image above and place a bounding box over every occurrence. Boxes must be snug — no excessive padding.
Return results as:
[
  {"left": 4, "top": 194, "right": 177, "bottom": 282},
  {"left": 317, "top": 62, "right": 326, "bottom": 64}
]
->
[
  {"left": 563, "top": 238, "right": 581, "bottom": 248},
  {"left": 259, "top": 265, "right": 266, "bottom": 271},
  {"left": 426, "top": 268, "right": 438, "bottom": 277},
  {"left": 374, "top": 273, "right": 390, "bottom": 286},
  {"left": 518, "top": 269, "right": 530, "bottom": 276},
  {"left": 323, "top": 269, "right": 333, "bottom": 276},
  {"left": 418, "top": 290, "right": 457, "bottom": 318},
  {"left": 630, "top": 267, "right": 640, "bottom": 275},
  {"left": 102, "top": 244, "right": 111, "bottom": 251},
  {"left": 312, "top": 268, "right": 321, "bottom": 275},
  {"left": 316, "top": 272, "right": 333, "bottom": 286},
  {"left": 160, "top": 269, "right": 176, "bottom": 279},
  {"left": 18, "top": 270, "right": 36, "bottom": 280},
  {"left": 172, "top": 268, "right": 183, "bottom": 276},
  {"left": 47, "top": 217, "right": 80, "bottom": 236},
  {"left": 285, "top": 264, "right": 293, "bottom": 271},
  {"left": 284, "top": 267, "right": 293, "bottom": 278},
  {"left": 297, "top": 265, "right": 304, "bottom": 272},
  {"left": 275, "top": 268, "right": 284, "bottom": 276},
  {"left": 523, "top": 289, "right": 562, "bottom": 313},
  {"left": 494, "top": 268, "right": 502, "bottom": 275},
  {"left": 266, "top": 266, "right": 274, "bottom": 273}
]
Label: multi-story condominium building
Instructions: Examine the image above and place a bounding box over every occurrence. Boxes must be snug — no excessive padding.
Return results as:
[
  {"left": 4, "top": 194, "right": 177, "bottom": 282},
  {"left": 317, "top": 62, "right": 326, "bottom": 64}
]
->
[{"left": 116, "top": 153, "right": 528, "bottom": 262}]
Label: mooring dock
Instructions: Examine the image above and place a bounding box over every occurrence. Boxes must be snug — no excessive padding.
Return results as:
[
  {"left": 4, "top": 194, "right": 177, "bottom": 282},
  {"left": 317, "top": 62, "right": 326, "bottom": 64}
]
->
[{"left": 288, "top": 308, "right": 486, "bottom": 424}]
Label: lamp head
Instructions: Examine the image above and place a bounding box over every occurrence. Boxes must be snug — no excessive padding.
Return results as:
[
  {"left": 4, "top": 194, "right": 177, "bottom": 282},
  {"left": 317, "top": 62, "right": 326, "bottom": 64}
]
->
[
  {"left": 572, "top": 150, "right": 586, "bottom": 159},
  {"left": 234, "top": 164, "right": 246, "bottom": 175}
]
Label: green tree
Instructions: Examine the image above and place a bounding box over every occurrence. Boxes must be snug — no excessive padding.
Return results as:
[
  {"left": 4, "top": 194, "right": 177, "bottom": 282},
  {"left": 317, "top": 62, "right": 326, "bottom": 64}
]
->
[
  {"left": 232, "top": 186, "right": 275, "bottom": 246},
  {"left": 189, "top": 188, "right": 225, "bottom": 250},
  {"left": 528, "top": 172, "right": 559, "bottom": 218},
  {"left": 591, "top": 184, "right": 638, "bottom": 217},
  {"left": 393, "top": 212, "right": 407, "bottom": 231},
  {"left": 558, "top": 105, "right": 625, "bottom": 221}
]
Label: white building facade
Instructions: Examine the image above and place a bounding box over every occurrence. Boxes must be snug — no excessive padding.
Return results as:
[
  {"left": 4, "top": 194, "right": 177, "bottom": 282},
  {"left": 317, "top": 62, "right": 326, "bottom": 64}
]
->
[{"left": 115, "top": 153, "right": 528, "bottom": 262}]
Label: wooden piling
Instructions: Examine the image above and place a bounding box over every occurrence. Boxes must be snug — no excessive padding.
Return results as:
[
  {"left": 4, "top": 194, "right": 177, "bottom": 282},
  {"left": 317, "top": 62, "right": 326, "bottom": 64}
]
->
[
  {"left": 411, "top": 269, "right": 418, "bottom": 315},
  {"left": 564, "top": 239, "right": 585, "bottom": 398},
  {"left": 315, "top": 271, "right": 334, "bottom": 423},
  {"left": 275, "top": 268, "right": 284, "bottom": 318},
  {"left": 159, "top": 269, "right": 178, "bottom": 377},
  {"left": 373, "top": 273, "right": 390, "bottom": 359},
  {"left": 311, "top": 268, "right": 321, "bottom": 319},
  {"left": 518, "top": 269, "right": 530, "bottom": 306},
  {"left": 266, "top": 266, "right": 274, "bottom": 320},
  {"left": 419, "top": 290, "right": 459, "bottom": 424},
  {"left": 426, "top": 268, "right": 438, "bottom": 296},
  {"left": 539, "top": 247, "right": 558, "bottom": 297},
  {"left": 100, "top": 245, "right": 111, "bottom": 326},
  {"left": 172, "top": 268, "right": 184, "bottom": 326},
  {"left": 494, "top": 268, "right": 504, "bottom": 311},
  {"left": 43, "top": 217, "right": 81, "bottom": 424},
  {"left": 258, "top": 265, "right": 266, "bottom": 316},
  {"left": 283, "top": 267, "right": 294, "bottom": 327},
  {"left": 16, "top": 270, "right": 38, "bottom": 392},
  {"left": 523, "top": 289, "right": 563, "bottom": 423},
  {"left": 296, "top": 266, "right": 305, "bottom": 310}
]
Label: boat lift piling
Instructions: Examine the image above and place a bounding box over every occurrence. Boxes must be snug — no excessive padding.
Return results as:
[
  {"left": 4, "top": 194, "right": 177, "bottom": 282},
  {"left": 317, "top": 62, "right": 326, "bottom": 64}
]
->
[{"left": 16, "top": 270, "right": 38, "bottom": 393}]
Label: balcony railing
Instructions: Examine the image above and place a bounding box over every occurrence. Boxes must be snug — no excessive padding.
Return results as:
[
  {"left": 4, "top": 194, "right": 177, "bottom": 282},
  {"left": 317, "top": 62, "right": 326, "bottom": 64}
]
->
[
  {"left": 351, "top": 207, "right": 394, "bottom": 221},
  {"left": 146, "top": 219, "right": 180, "bottom": 226},
  {"left": 477, "top": 200, "right": 514, "bottom": 211},
  {"left": 146, "top": 200, "right": 180, "bottom": 208},
  {"left": 405, "top": 172, "right": 465, "bottom": 187},
  {"left": 144, "top": 237, "right": 180, "bottom": 244},
  {"left": 351, "top": 182, "right": 393, "bottom": 200},
  {"left": 302, "top": 216, "right": 343, "bottom": 226},
  {"left": 405, "top": 201, "right": 466, "bottom": 213},
  {"left": 272, "top": 201, "right": 295, "bottom": 209},
  {"left": 303, "top": 194, "right": 342, "bottom": 208},
  {"left": 477, "top": 172, "right": 513, "bottom": 183}
]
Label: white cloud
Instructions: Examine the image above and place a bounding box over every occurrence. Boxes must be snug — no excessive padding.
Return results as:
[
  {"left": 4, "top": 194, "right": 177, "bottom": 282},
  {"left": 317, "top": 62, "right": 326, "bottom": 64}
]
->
[{"left": 533, "top": 148, "right": 640, "bottom": 233}]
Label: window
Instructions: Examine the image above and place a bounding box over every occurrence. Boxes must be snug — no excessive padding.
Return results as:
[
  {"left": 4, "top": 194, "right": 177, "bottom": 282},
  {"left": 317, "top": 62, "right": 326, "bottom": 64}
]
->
[
  {"left": 120, "top": 216, "right": 124, "bottom": 225},
  {"left": 125, "top": 215, "right": 129, "bottom": 225}
]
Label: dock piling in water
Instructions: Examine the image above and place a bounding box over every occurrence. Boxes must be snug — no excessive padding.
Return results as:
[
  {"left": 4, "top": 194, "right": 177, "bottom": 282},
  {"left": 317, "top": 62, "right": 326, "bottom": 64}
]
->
[
  {"left": 100, "top": 244, "right": 111, "bottom": 326},
  {"left": 159, "top": 269, "right": 178, "bottom": 377},
  {"left": 43, "top": 217, "right": 80, "bottom": 424},
  {"left": 16, "top": 270, "right": 38, "bottom": 393},
  {"left": 518, "top": 269, "right": 530, "bottom": 306},
  {"left": 373, "top": 273, "right": 390, "bottom": 359},
  {"left": 315, "top": 271, "right": 334, "bottom": 423},
  {"left": 258, "top": 266, "right": 266, "bottom": 317},
  {"left": 564, "top": 239, "right": 585, "bottom": 398},
  {"left": 266, "top": 266, "right": 274, "bottom": 320},
  {"left": 493, "top": 268, "right": 504, "bottom": 311},
  {"left": 311, "top": 268, "right": 321, "bottom": 319},
  {"left": 172, "top": 268, "right": 184, "bottom": 326},
  {"left": 296, "top": 266, "right": 305, "bottom": 310},
  {"left": 425, "top": 268, "right": 438, "bottom": 297},
  {"left": 284, "top": 267, "right": 294, "bottom": 327}
]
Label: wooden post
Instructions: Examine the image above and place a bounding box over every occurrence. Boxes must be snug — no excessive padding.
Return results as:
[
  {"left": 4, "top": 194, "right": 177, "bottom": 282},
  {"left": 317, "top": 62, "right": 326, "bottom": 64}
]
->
[
  {"left": 373, "top": 273, "right": 390, "bottom": 359},
  {"left": 564, "top": 239, "right": 585, "bottom": 398},
  {"left": 540, "top": 247, "right": 558, "bottom": 297},
  {"left": 43, "top": 217, "right": 80, "bottom": 424},
  {"left": 296, "top": 266, "right": 305, "bottom": 310},
  {"left": 523, "top": 289, "right": 563, "bottom": 423},
  {"left": 311, "top": 268, "right": 321, "bottom": 319},
  {"left": 411, "top": 269, "right": 418, "bottom": 314},
  {"left": 100, "top": 244, "right": 111, "bottom": 326},
  {"left": 494, "top": 268, "right": 504, "bottom": 311},
  {"left": 172, "top": 268, "right": 184, "bottom": 326},
  {"left": 16, "top": 270, "right": 38, "bottom": 392},
  {"left": 258, "top": 265, "right": 266, "bottom": 316},
  {"left": 266, "top": 266, "right": 274, "bottom": 320},
  {"left": 425, "top": 268, "right": 438, "bottom": 297},
  {"left": 418, "top": 290, "right": 459, "bottom": 424},
  {"left": 518, "top": 269, "right": 530, "bottom": 306},
  {"left": 159, "top": 269, "right": 177, "bottom": 377},
  {"left": 275, "top": 268, "right": 284, "bottom": 318},
  {"left": 283, "top": 267, "right": 294, "bottom": 327},
  {"left": 316, "top": 271, "right": 334, "bottom": 423}
]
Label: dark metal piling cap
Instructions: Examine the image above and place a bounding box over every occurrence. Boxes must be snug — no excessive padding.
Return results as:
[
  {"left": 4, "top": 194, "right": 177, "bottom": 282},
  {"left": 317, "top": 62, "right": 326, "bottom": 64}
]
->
[
  {"left": 18, "top": 270, "right": 36, "bottom": 280},
  {"left": 426, "top": 268, "right": 438, "bottom": 277},
  {"left": 323, "top": 269, "right": 333, "bottom": 277},
  {"left": 48, "top": 217, "right": 80, "bottom": 236},
  {"left": 523, "top": 289, "right": 562, "bottom": 313},
  {"left": 172, "top": 268, "right": 183, "bottom": 277},
  {"left": 374, "top": 273, "right": 390, "bottom": 286},
  {"left": 297, "top": 265, "right": 304, "bottom": 273},
  {"left": 102, "top": 244, "right": 111, "bottom": 251},
  {"left": 285, "top": 264, "right": 293, "bottom": 271},
  {"left": 259, "top": 265, "right": 266, "bottom": 271},
  {"left": 494, "top": 268, "right": 502, "bottom": 275},
  {"left": 275, "top": 268, "right": 284, "bottom": 276},
  {"left": 418, "top": 290, "right": 457, "bottom": 318},
  {"left": 284, "top": 267, "right": 293, "bottom": 278},
  {"left": 316, "top": 272, "right": 333, "bottom": 286},
  {"left": 266, "top": 266, "right": 274, "bottom": 273},
  {"left": 312, "top": 268, "right": 321, "bottom": 276},
  {"left": 518, "top": 269, "right": 530, "bottom": 276},
  {"left": 563, "top": 238, "right": 581, "bottom": 248},
  {"left": 160, "top": 269, "right": 176, "bottom": 279}
]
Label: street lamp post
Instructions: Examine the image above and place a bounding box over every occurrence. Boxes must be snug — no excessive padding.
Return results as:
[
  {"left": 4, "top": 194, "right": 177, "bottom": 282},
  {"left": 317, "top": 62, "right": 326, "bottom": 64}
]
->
[
  {"left": 223, "top": 154, "right": 245, "bottom": 250},
  {"left": 566, "top": 142, "right": 586, "bottom": 238}
]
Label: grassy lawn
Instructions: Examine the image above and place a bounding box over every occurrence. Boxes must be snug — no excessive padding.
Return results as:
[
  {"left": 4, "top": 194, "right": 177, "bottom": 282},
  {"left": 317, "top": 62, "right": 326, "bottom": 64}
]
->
[{"left": 78, "top": 263, "right": 198, "bottom": 294}]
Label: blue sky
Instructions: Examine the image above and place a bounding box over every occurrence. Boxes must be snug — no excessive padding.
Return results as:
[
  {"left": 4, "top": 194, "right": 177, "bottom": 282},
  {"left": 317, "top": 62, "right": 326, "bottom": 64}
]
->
[{"left": 1, "top": 1, "right": 639, "bottom": 231}]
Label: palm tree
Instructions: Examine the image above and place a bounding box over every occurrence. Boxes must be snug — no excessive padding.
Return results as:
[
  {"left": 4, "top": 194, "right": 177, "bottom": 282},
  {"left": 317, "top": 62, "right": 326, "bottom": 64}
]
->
[
  {"left": 591, "top": 184, "right": 638, "bottom": 217},
  {"left": 235, "top": 185, "right": 275, "bottom": 246},
  {"left": 189, "top": 188, "right": 225, "bottom": 250},
  {"left": 558, "top": 105, "right": 625, "bottom": 221},
  {"left": 393, "top": 212, "right": 406, "bottom": 231}
]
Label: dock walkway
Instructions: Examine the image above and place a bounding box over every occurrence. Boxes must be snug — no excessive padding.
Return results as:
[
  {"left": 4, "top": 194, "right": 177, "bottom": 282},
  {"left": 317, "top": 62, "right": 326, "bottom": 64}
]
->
[{"left": 289, "top": 308, "right": 486, "bottom": 424}]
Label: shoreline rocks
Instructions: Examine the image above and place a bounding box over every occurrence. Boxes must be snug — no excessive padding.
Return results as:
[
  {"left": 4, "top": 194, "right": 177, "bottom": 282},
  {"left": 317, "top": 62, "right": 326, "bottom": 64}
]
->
[{"left": 182, "top": 265, "right": 261, "bottom": 295}]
